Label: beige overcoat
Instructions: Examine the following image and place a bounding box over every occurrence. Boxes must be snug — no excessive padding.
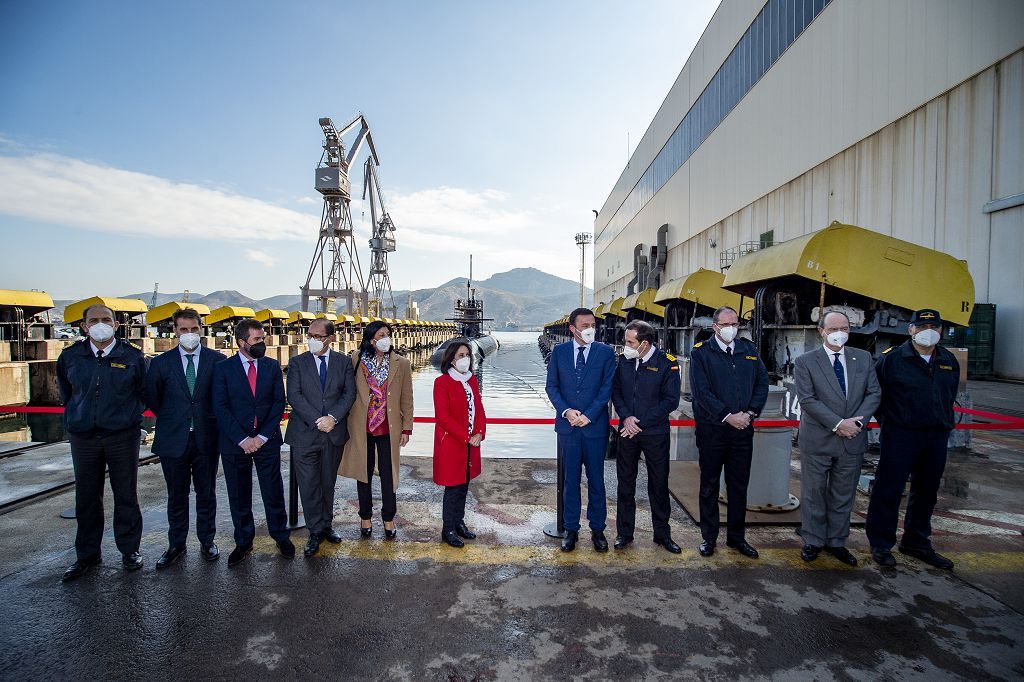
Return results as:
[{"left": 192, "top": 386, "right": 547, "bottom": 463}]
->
[{"left": 338, "top": 350, "right": 414, "bottom": 485}]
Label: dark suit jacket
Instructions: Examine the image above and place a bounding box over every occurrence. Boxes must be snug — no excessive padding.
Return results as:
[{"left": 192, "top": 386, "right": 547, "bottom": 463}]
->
[
  {"left": 544, "top": 341, "right": 616, "bottom": 438},
  {"left": 212, "top": 354, "right": 286, "bottom": 454},
  {"left": 145, "top": 345, "right": 227, "bottom": 457},
  {"left": 284, "top": 349, "right": 357, "bottom": 449},
  {"left": 611, "top": 348, "right": 682, "bottom": 436}
]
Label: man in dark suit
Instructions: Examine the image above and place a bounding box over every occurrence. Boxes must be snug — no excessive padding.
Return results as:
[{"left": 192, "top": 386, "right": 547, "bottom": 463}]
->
[
  {"left": 145, "top": 307, "right": 227, "bottom": 568},
  {"left": 212, "top": 318, "right": 293, "bottom": 565},
  {"left": 793, "top": 311, "right": 881, "bottom": 566},
  {"left": 545, "top": 307, "right": 617, "bottom": 553},
  {"left": 57, "top": 304, "right": 147, "bottom": 581},
  {"left": 611, "top": 320, "right": 682, "bottom": 554},
  {"left": 689, "top": 306, "right": 769, "bottom": 559},
  {"left": 284, "top": 318, "right": 356, "bottom": 557}
]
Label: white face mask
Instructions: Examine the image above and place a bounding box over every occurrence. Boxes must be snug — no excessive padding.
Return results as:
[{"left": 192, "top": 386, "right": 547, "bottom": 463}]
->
[
  {"left": 621, "top": 345, "right": 640, "bottom": 360},
  {"left": 87, "top": 322, "right": 115, "bottom": 343},
  {"left": 306, "top": 337, "right": 325, "bottom": 355},
  {"left": 717, "top": 325, "right": 738, "bottom": 343},
  {"left": 913, "top": 328, "right": 941, "bottom": 348},
  {"left": 825, "top": 331, "right": 849, "bottom": 348},
  {"left": 577, "top": 327, "right": 596, "bottom": 345},
  {"left": 454, "top": 357, "right": 472, "bottom": 373},
  {"left": 179, "top": 332, "right": 201, "bottom": 351},
  {"left": 375, "top": 336, "right": 392, "bottom": 353}
]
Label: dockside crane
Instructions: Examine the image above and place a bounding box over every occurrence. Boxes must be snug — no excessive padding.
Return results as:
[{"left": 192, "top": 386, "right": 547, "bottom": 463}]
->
[
  {"left": 363, "top": 157, "right": 397, "bottom": 318},
  {"left": 301, "top": 114, "right": 386, "bottom": 315}
]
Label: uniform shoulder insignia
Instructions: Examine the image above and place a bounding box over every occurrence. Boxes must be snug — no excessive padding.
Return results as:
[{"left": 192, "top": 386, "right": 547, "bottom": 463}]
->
[
  {"left": 692, "top": 342, "right": 703, "bottom": 349},
  {"left": 665, "top": 352, "right": 676, "bottom": 361},
  {"left": 129, "top": 341, "right": 142, "bottom": 351},
  {"left": 882, "top": 347, "right": 894, "bottom": 354}
]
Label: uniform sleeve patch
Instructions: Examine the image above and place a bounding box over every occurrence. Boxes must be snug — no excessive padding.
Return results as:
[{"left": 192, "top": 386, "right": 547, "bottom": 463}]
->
[
  {"left": 670, "top": 365, "right": 679, "bottom": 371},
  {"left": 665, "top": 353, "right": 676, "bottom": 361}
]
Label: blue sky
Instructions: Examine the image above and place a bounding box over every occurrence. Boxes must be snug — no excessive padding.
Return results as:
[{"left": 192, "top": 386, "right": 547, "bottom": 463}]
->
[{"left": 0, "top": 0, "right": 719, "bottom": 300}]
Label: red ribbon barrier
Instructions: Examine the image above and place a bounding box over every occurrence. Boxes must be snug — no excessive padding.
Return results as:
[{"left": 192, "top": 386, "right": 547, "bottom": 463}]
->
[{"left": 1, "top": 405, "right": 1021, "bottom": 429}]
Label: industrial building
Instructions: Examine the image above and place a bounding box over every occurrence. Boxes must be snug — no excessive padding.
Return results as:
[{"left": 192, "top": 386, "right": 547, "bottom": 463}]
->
[{"left": 593, "top": 0, "right": 1024, "bottom": 379}]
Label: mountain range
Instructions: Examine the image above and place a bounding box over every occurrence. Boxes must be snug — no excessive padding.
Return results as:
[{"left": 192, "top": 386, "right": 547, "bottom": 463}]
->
[{"left": 53, "top": 267, "right": 591, "bottom": 330}]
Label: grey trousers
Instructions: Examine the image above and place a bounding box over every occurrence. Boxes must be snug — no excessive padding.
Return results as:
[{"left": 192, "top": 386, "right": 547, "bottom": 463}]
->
[
  {"left": 293, "top": 442, "right": 343, "bottom": 535},
  {"left": 799, "top": 450, "right": 863, "bottom": 548}
]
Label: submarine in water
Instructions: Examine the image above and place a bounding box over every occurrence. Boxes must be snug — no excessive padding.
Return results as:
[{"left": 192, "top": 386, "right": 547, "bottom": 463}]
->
[{"left": 430, "top": 258, "right": 499, "bottom": 365}]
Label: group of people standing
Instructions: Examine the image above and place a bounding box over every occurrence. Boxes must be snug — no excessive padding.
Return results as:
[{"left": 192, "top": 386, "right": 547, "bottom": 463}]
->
[
  {"left": 547, "top": 305, "right": 960, "bottom": 571},
  {"left": 56, "top": 299, "right": 960, "bottom": 582}
]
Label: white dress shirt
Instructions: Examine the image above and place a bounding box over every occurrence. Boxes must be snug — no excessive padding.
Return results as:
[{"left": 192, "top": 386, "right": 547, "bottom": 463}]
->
[
  {"left": 179, "top": 343, "right": 200, "bottom": 374},
  {"left": 238, "top": 353, "right": 268, "bottom": 446},
  {"left": 715, "top": 336, "right": 738, "bottom": 422},
  {"left": 89, "top": 338, "right": 117, "bottom": 357},
  {"left": 634, "top": 343, "right": 656, "bottom": 370},
  {"left": 824, "top": 344, "right": 849, "bottom": 432},
  {"left": 561, "top": 338, "right": 594, "bottom": 419}
]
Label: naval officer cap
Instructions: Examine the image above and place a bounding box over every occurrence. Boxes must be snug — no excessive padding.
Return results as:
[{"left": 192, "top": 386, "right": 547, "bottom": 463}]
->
[{"left": 910, "top": 309, "right": 944, "bottom": 326}]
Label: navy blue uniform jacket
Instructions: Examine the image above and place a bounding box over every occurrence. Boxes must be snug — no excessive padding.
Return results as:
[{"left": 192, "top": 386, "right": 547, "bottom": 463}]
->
[
  {"left": 874, "top": 340, "right": 960, "bottom": 431},
  {"left": 545, "top": 341, "right": 616, "bottom": 438},
  {"left": 689, "top": 337, "right": 769, "bottom": 424},
  {"left": 211, "top": 355, "right": 286, "bottom": 454},
  {"left": 56, "top": 339, "right": 146, "bottom": 434},
  {"left": 145, "top": 346, "right": 227, "bottom": 457},
  {"left": 612, "top": 348, "right": 682, "bottom": 436}
]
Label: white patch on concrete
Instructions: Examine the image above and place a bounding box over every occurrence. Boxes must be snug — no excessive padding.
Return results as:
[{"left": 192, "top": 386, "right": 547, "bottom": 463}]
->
[
  {"left": 238, "top": 632, "right": 284, "bottom": 670},
  {"left": 260, "top": 593, "right": 290, "bottom": 616}
]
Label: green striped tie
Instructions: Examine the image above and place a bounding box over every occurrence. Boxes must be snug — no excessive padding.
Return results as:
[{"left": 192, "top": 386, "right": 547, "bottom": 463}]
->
[{"left": 185, "top": 354, "right": 196, "bottom": 395}]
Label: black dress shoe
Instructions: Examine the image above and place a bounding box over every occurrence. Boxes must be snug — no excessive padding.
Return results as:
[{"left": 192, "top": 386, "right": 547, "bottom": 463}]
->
[
  {"left": 323, "top": 528, "right": 343, "bottom": 544},
  {"left": 592, "top": 530, "right": 609, "bottom": 553},
  {"left": 303, "top": 534, "right": 321, "bottom": 557},
  {"left": 654, "top": 537, "right": 682, "bottom": 554},
  {"left": 801, "top": 544, "right": 822, "bottom": 562},
  {"left": 201, "top": 543, "right": 220, "bottom": 562},
  {"left": 383, "top": 524, "right": 398, "bottom": 540},
  {"left": 898, "top": 545, "right": 954, "bottom": 570},
  {"left": 698, "top": 541, "right": 716, "bottom": 557},
  {"left": 613, "top": 536, "right": 633, "bottom": 550},
  {"left": 561, "top": 530, "right": 578, "bottom": 552},
  {"left": 455, "top": 522, "right": 476, "bottom": 540},
  {"left": 62, "top": 555, "right": 101, "bottom": 582},
  {"left": 871, "top": 547, "right": 897, "bottom": 567},
  {"left": 277, "top": 539, "right": 296, "bottom": 559},
  {"left": 442, "top": 530, "right": 465, "bottom": 548},
  {"left": 727, "top": 539, "right": 759, "bottom": 558},
  {"left": 228, "top": 544, "right": 252, "bottom": 566},
  {"left": 156, "top": 545, "right": 186, "bottom": 569},
  {"left": 122, "top": 551, "right": 144, "bottom": 571},
  {"left": 824, "top": 546, "right": 858, "bottom": 566}
]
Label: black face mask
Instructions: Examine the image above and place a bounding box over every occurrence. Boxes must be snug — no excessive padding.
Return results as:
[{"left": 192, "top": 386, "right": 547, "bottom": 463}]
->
[{"left": 247, "top": 342, "right": 267, "bottom": 359}]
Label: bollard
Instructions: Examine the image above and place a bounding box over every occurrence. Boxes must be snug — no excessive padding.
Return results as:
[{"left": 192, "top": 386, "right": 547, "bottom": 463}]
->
[{"left": 543, "top": 441, "right": 566, "bottom": 538}]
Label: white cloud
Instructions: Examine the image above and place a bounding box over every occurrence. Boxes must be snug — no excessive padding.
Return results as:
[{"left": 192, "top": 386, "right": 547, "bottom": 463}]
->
[
  {"left": 295, "top": 196, "right": 319, "bottom": 205},
  {"left": 0, "top": 153, "right": 320, "bottom": 241},
  {"left": 244, "top": 248, "right": 277, "bottom": 267}
]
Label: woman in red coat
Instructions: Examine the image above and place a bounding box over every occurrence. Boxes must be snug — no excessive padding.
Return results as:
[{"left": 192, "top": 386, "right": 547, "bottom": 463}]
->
[{"left": 433, "top": 340, "right": 486, "bottom": 548}]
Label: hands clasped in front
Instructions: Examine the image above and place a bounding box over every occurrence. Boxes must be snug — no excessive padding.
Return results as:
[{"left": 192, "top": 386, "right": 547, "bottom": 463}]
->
[
  {"left": 564, "top": 409, "right": 591, "bottom": 428},
  {"left": 835, "top": 416, "right": 864, "bottom": 439}
]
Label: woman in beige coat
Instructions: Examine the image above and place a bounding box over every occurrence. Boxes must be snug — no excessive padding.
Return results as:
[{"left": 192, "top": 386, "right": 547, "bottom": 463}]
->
[{"left": 339, "top": 320, "right": 413, "bottom": 539}]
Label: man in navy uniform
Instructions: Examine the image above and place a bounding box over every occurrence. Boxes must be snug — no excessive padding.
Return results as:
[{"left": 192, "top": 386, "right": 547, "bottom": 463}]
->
[
  {"left": 867, "top": 308, "right": 959, "bottom": 570},
  {"left": 689, "top": 306, "right": 769, "bottom": 558},
  {"left": 57, "top": 303, "right": 147, "bottom": 581},
  {"left": 212, "top": 318, "right": 293, "bottom": 565},
  {"left": 284, "top": 317, "right": 356, "bottom": 557},
  {"left": 611, "top": 320, "right": 682, "bottom": 553},
  {"left": 145, "top": 308, "right": 227, "bottom": 568},
  {"left": 545, "top": 307, "right": 617, "bottom": 552}
]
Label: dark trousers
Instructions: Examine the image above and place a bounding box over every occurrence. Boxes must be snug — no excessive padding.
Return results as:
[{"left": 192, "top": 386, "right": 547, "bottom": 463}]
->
[
  {"left": 69, "top": 427, "right": 144, "bottom": 560},
  {"left": 616, "top": 431, "right": 672, "bottom": 541},
  {"left": 357, "top": 433, "right": 396, "bottom": 522},
  {"left": 221, "top": 447, "right": 289, "bottom": 547},
  {"left": 159, "top": 433, "right": 218, "bottom": 548},
  {"left": 442, "top": 444, "right": 472, "bottom": 533},
  {"left": 696, "top": 422, "right": 753, "bottom": 544},
  {"left": 293, "top": 441, "right": 343, "bottom": 535},
  {"left": 865, "top": 426, "right": 950, "bottom": 551},
  {"left": 559, "top": 431, "right": 607, "bottom": 532}
]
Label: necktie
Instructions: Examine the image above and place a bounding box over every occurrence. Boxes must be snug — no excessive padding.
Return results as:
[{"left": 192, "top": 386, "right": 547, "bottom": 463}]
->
[
  {"left": 833, "top": 352, "right": 846, "bottom": 395},
  {"left": 318, "top": 355, "right": 327, "bottom": 391},
  {"left": 96, "top": 349, "right": 104, "bottom": 359},
  {"left": 575, "top": 346, "right": 586, "bottom": 386},
  {"left": 185, "top": 354, "right": 196, "bottom": 396},
  {"left": 726, "top": 347, "right": 733, "bottom": 356},
  {"left": 247, "top": 360, "right": 257, "bottom": 428}
]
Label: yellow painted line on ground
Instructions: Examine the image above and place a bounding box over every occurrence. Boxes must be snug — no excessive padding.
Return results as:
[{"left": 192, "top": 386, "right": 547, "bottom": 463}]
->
[{"left": 248, "top": 538, "right": 1024, "bottom": 572}]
